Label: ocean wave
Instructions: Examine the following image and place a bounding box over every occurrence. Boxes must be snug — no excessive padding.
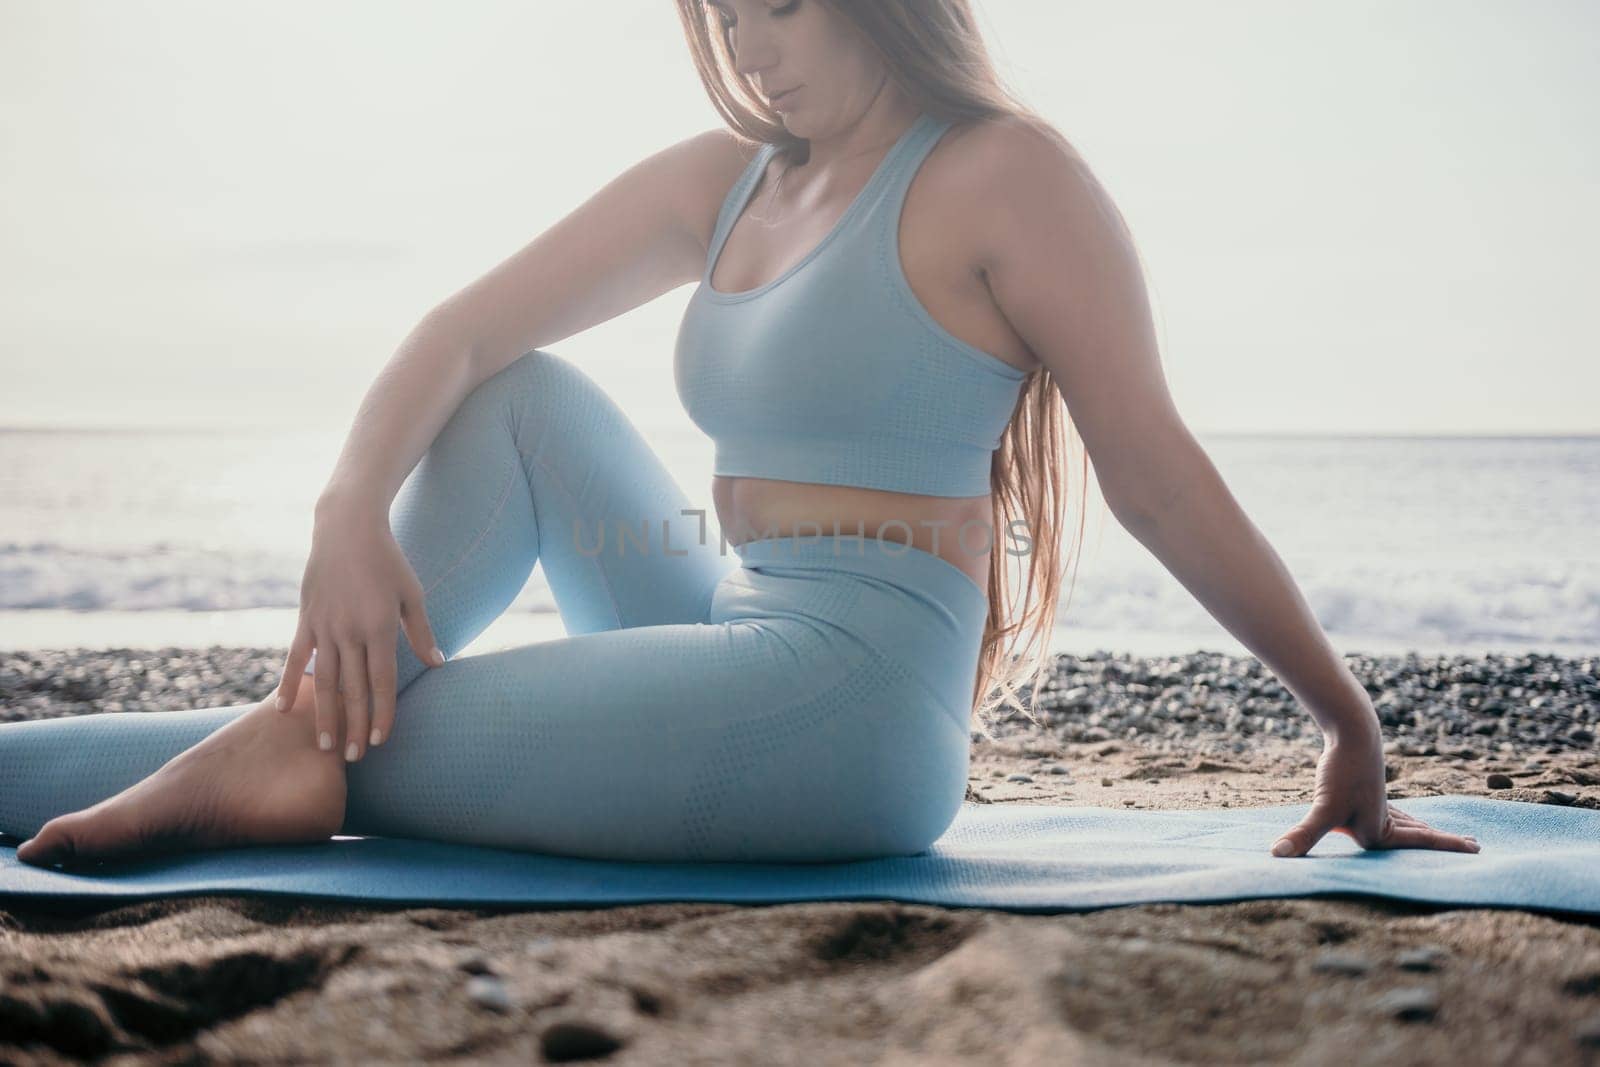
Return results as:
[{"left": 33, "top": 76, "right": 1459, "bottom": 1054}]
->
[
  {"left": 0, "top": 542, "right": 559, "bottom": 614},
  {"left": 5, "top": 541, "right": 1596, "bottom": 650}
]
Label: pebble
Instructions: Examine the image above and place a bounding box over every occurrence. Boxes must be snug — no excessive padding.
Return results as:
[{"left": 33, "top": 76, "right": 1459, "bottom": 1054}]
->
[
  {"left": 6, "top": 648, "right": 1593, "bottom": 807},
  {"left": 540, "top": 1020, "right": 625, "bottom": 1061},
  {"left": 1396, "top": 946, "right": 1448, "bottom": 972},
  {"left": 466, "top": 975, "right": 512, "bottom": 1014},
  {"left": 968, "top": 649, "right": 1599, "bottom": 763},
  {"left": 456, "top": 951, "right": 496, "bottom": 976},
  {"left": 1006, "top": 774, "right": 1034, "bottom": 783},
  {"left": 1311, "top": 951, "right": 1373, "bottom": 976},
  {"left": 1485, "top": 773, "right": 1513, "bottom": 790},
  {"left": 1043, "top": 763, "right": 1071, "bottom": 775},
  {"left": 1373, "top": 986, "right": 1439, "bottom": 1022}
]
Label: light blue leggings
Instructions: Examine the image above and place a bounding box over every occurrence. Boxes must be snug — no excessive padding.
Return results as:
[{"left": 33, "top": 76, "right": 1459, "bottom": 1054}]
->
[{"left": 0, "top": 350, "right": 988, "bottom": 863}]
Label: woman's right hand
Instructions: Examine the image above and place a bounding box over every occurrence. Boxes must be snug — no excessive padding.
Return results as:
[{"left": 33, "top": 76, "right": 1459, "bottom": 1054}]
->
[{"left": 273, "top": 506, "right": 444, "bottom": 762}]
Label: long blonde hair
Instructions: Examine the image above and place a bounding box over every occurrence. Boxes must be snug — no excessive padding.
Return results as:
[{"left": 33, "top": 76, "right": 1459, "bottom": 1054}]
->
[{"left": 674, "top": 0, "right": 1118, "bottom": 738}]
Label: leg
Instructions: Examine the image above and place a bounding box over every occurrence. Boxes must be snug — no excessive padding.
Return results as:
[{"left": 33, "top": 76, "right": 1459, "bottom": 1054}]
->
[
  {"left": 333, "top": 611, "right": 969, "bottom": 863},
  {"left": 1, "top": 350, "right": 736, "bottom": 861},
  {"left": 308, "top": 346, "right": 736, "bottom": 692},
  {"left": 4, "top": 579, "right": 972, "bottom": 865}
]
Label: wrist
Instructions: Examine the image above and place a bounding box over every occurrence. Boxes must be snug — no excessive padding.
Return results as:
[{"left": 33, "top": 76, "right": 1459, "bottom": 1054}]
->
[
  {"left": 315, "top": 487, "right": 388, "bottom": 526},
  {"left": 1298, "top": 667, "right": 1383, "bottom": 745},
  {"left": 1321, "top": 705, "right": 1382, "bottom": 747}
]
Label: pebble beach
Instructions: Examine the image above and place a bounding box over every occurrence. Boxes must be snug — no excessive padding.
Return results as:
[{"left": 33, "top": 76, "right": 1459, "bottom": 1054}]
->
[{"left": 2, "top": 646, "right": 1597, "bottom": 1064}]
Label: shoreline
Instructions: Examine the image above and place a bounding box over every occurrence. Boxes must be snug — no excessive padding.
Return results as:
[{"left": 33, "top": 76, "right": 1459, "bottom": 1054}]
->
[{"left": 2, "top": 608, "right": 1592, "bottom": 663}]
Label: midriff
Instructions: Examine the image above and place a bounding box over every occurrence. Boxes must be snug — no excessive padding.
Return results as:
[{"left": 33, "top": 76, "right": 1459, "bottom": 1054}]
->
[{"left": 713, "top": 475, "right": 994, "bottom": 593}]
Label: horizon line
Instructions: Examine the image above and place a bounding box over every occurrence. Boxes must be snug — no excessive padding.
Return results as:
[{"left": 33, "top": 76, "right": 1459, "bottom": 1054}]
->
[{"left": 1, "top": 423, "right": 1597, "bottom": 441}]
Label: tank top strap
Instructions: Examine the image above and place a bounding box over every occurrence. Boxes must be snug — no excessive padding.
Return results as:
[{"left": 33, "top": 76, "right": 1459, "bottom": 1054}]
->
[
  {"left": 703, "top": 112, "right": 947, "bottom": 281},
  {"left": 705, "top": 141, "right": 778, "bottom": 276},
  {"left": 853, "top": 111, "right": 954, "bottom": 239}
]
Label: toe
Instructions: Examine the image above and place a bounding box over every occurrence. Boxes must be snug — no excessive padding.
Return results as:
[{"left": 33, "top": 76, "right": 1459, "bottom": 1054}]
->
[
  {"left": 17, "top": 806, "right": 141, "bottom": 868},
  {"left": 16, "top": 819, "right": 76, "bottom": 868}
]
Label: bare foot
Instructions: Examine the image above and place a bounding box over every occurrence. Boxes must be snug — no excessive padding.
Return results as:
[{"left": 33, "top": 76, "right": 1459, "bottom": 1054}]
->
[{"left": 15, "top": 687, "right": 348, "bottom": 869}]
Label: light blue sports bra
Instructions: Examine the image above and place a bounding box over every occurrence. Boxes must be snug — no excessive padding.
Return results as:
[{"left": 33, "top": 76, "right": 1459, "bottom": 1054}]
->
[{"left": 674, "top": 111, "right": 1029, "bottom": 499}]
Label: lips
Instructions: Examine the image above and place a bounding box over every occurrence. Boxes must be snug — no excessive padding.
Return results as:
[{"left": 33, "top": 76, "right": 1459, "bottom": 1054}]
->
[{"left": 769, "top": 87, "right": 798, "bottom": 106}]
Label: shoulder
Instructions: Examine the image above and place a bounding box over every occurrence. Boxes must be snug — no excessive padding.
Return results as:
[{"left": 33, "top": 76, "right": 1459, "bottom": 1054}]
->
[
  {"left": 681, "top": 126, "right": 770, "bottom": 191},
  {"left": 642, "top": 127, "right": 773, "bottom": 239},
  {"left": 927, "top": 114, "right": 1119, "bottom": 268},
  {"left": 932, "top": 112, "right": 1093, "bottom": 198}
]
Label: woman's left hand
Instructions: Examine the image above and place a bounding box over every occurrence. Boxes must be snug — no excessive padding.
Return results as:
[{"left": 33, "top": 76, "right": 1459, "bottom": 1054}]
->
[{"left": 1270, "top": 720, "right": 1481, "bottom": 858}]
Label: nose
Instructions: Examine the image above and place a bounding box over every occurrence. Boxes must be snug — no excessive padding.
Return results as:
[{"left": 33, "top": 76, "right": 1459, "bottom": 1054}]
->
[{"left": 728, "top": 28, "right": 776, "bottom": 78}]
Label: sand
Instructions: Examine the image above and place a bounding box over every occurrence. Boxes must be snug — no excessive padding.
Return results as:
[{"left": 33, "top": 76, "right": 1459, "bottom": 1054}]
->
[{"left": 2, "top": 648, "right": 1598, "bottom": 1065}]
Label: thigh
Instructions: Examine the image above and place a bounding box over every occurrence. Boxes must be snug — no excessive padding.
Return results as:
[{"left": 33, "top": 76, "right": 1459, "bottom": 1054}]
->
[
  {"left": 505, "top": 351, "right": 737, "bottom": 632},
  {"left": 339, "top": 612, "right": 967, "bottom": 863},
  {"left": 306, "top": 350, "right": 731, "bottom": 686}
]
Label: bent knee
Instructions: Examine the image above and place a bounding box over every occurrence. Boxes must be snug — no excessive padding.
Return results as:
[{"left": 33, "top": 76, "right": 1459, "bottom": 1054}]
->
[
  {"left": 479, "top": 349, "right": 625, "bottom": 440},
  {"left": 484, "top": 348, "right": 597, "bottom": 406}
]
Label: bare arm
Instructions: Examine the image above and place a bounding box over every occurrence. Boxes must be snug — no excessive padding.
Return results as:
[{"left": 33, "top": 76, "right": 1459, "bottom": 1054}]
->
[
  {"left": 320, "top": 126, "right": 751, "bottom": 518},
  {"left": 970, "top": 119, "right": 1478, "bottom": 858},
  {"left": 279, "top": 126, "right": 752, "bottom": 757},
  {"left": 970, "top": 117, "right": 1377, "bottom": 740}
]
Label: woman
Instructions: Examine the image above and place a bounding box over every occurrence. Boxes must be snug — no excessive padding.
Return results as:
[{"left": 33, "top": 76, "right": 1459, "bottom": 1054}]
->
[{"left": 3, "top": 0, "right": 1478, "bottom": 867}]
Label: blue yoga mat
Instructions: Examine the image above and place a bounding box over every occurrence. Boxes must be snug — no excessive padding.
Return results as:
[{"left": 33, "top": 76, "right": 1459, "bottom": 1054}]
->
[{"left": 1, "top": 796, "right": 1594, "bottom": 915}]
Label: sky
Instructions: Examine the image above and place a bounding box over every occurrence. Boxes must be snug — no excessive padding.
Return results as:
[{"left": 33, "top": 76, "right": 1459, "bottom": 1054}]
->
[{"left": 1, "top": 0, "right": 1595, "bottom": 436}]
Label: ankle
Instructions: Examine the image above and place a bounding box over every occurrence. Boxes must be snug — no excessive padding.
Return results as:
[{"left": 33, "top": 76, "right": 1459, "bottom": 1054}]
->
[{"left": 273, "top": 680, "right": 322, "bottom": 720}]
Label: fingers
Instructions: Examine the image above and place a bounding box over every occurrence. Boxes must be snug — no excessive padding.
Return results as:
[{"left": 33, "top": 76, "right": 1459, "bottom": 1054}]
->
[
  {"left": 1275, "top": 803, "right": 1482, "bottom": 857},
  {"left": 368, "top": 646, "right": 398, "bottom": 749},
  {"left": 1271, "top": 802, "right": 1343, "bottom": 858},
  {"left": 1267, "top": 793, "right": 1356, "bottom": 857},
  {"left": 276, "top": 624, "right": 314, "bottom": 712},
  {"left": 1271, "top": 825, "right": 1317, "bottom": 858},
  {"left": 339, "top": 642, "right": 369, "bottom": 763},
  {"left": 401, "top": 584, "right": 446, "bottom": 671},
  {"left": 1381, "top": 809, "right": 1481, "bottom": 853},
  {"left": 313, "top": 644, "right": 342, "bottom": 753},
  {"left": 1384, "top": 824, "right": 1481, "bottom": 852}
]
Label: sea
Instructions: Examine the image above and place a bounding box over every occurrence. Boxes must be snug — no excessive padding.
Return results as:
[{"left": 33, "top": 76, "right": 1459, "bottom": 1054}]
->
[{"left": 1, "top": 428, "right": 1595, "bottom": 662}]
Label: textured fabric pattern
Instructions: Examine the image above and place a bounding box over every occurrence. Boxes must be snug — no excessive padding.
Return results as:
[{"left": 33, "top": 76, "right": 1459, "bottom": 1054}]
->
[
  {"left": 3, "top": 797, "right": 1592, "bottom": 915},
  {"left": 675, "top": 110, "right": 1029, "bottom": 499},
  {"left": 0, "top": 350, "right": 988, "bottom": 863}
]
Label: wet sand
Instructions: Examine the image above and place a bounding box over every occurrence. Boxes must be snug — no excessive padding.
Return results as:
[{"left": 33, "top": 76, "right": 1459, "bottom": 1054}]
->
[{"left": 2, "top": 648, "right": 1597, "bottom": 1065}]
